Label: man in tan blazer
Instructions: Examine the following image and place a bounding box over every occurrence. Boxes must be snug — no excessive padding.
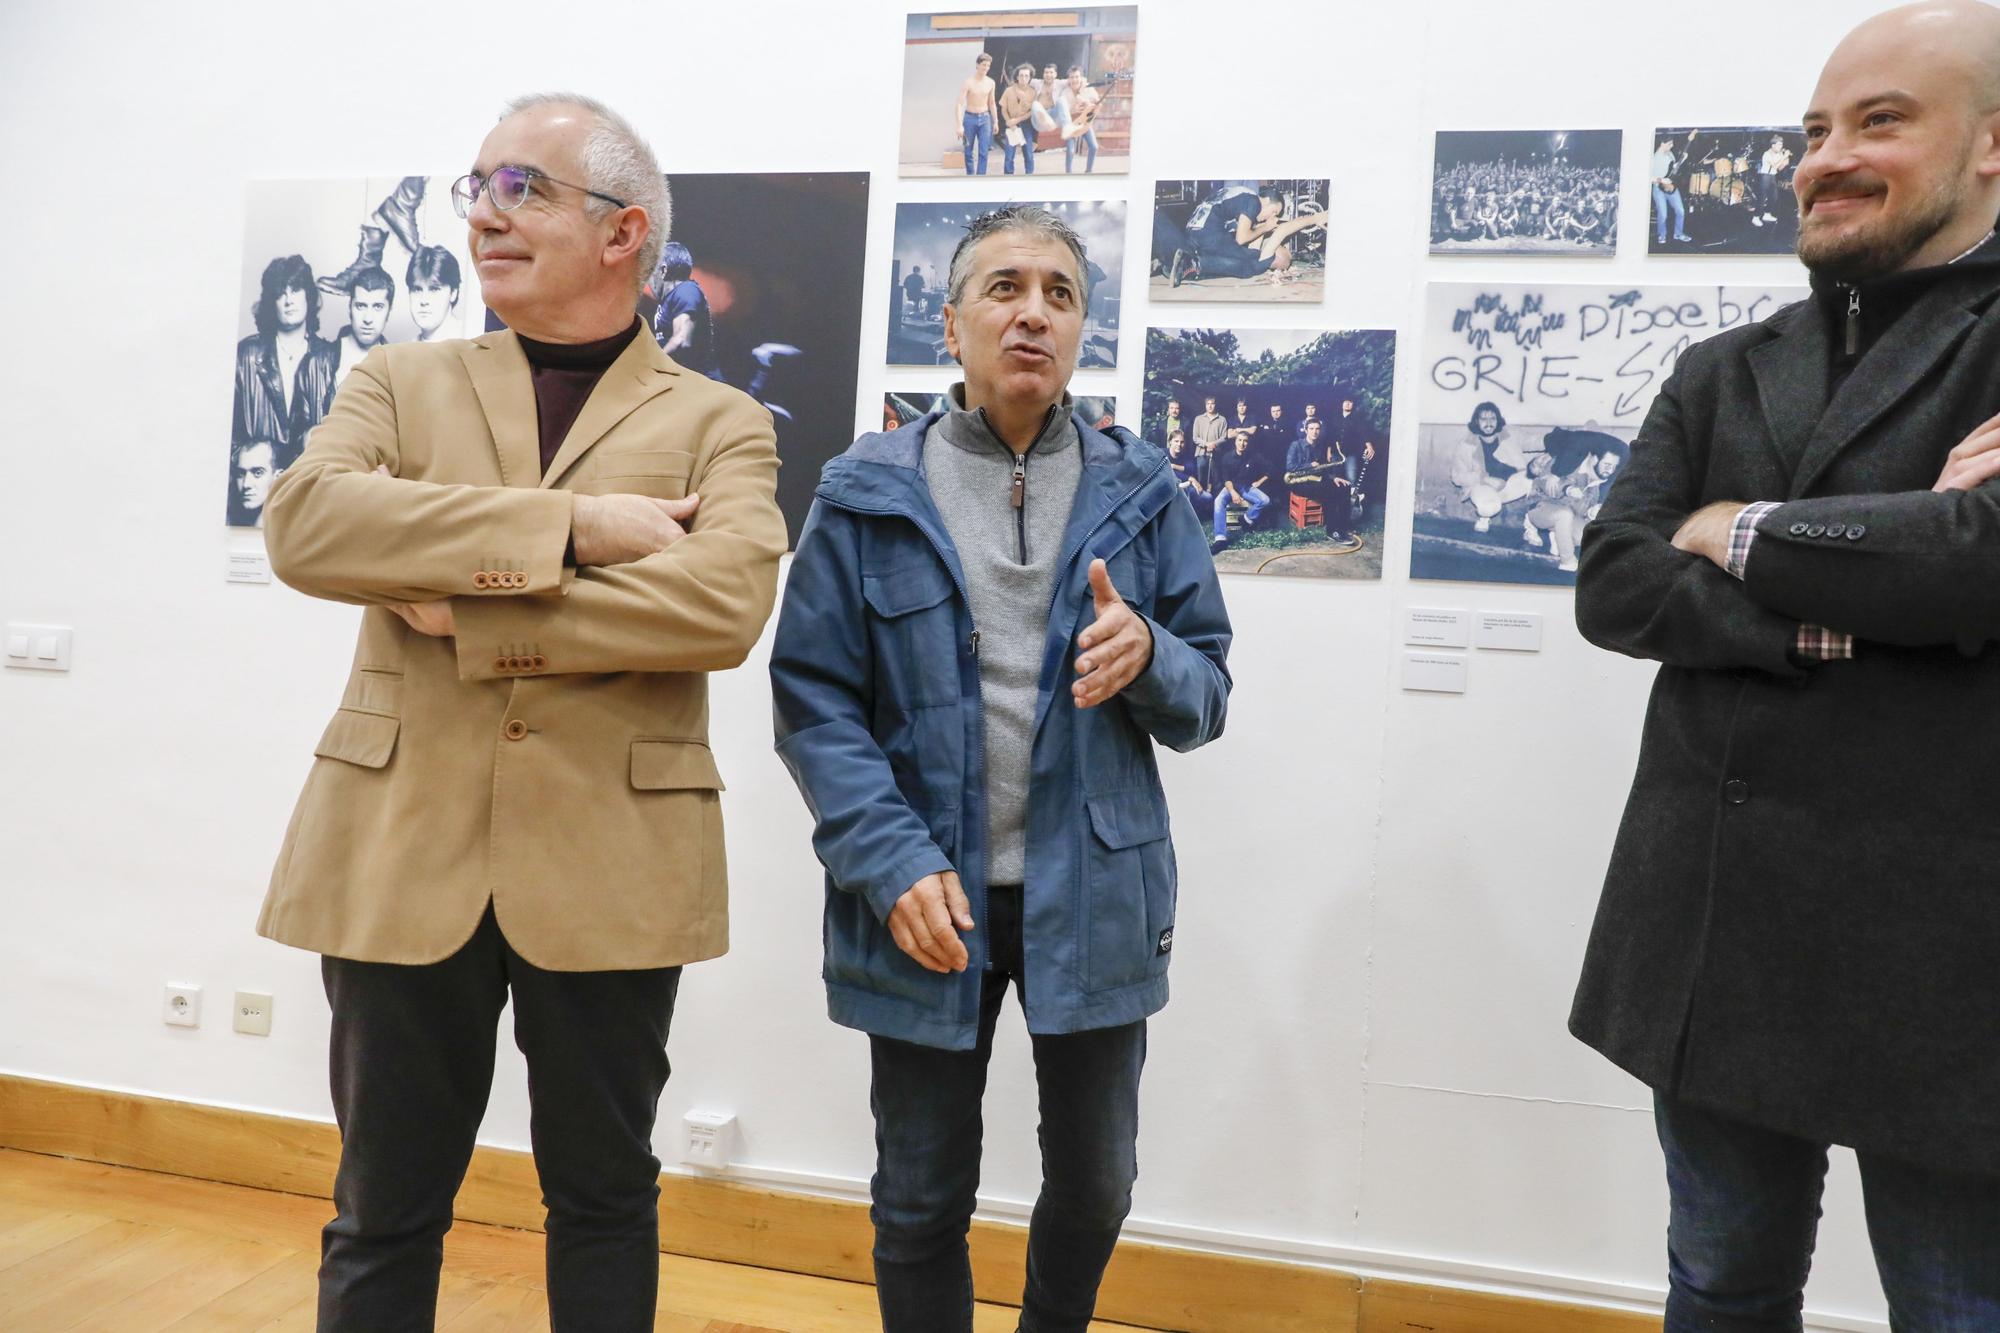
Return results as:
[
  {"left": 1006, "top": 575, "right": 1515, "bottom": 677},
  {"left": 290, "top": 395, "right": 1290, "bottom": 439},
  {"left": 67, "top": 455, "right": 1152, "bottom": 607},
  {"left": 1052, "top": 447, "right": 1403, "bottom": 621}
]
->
[{"left": 258, "top": 92, "right": 786, "bottom": 1331}]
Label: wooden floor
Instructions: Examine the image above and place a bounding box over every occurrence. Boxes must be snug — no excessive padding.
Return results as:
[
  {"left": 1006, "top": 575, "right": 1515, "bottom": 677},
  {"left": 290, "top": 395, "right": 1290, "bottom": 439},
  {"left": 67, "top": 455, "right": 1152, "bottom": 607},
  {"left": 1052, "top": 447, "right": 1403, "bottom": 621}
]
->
[{"left": 0, "top": 1148, "right": 1156, "bottom": 1332}]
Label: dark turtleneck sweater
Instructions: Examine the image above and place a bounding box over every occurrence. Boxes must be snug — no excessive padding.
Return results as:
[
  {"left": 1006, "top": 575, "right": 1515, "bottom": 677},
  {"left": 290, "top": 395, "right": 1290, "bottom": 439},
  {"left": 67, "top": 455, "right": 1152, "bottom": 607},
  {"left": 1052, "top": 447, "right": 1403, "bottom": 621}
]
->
[
  {"left": 516, "top": 318, "right": 645, "bottom": 477},
  {"left": 1812, "top": 228, "right": 2000, "bottom": 400}
]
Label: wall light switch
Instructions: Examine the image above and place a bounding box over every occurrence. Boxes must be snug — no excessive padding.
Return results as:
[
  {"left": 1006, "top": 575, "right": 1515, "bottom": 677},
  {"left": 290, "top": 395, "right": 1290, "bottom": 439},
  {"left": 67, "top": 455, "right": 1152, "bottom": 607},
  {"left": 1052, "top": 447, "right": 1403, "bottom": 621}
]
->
[{"left": 3, "top": 623, "right": 71, "bottom": 672}]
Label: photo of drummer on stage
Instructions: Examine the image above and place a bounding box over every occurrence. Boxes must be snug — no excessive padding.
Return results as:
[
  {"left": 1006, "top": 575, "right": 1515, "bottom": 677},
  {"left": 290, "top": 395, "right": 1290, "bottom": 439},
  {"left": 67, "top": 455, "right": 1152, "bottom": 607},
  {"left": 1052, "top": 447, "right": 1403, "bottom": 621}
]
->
[{"left": 1647, "top": 125, "right": 1806, "bottom": 255}]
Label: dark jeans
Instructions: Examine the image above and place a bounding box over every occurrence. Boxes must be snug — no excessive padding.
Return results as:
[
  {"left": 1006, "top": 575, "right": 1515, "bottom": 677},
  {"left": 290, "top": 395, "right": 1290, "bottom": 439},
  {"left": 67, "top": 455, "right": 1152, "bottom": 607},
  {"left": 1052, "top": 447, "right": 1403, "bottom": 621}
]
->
[
  {"left": 869, "top": 885, "right": 1147, "bottom": 1333},
  {"left": 962, "top": 111, "right": 992, "bottom": 175},
  {"left": 1656, "top": 1093, "right": 2000, "bottom": 1332},
  {"left": 1003, "top": 129, "right": 1035, "bottom": 174},
  {"left": 318, "top": 907, "right": 682, "bottom": 1332}
]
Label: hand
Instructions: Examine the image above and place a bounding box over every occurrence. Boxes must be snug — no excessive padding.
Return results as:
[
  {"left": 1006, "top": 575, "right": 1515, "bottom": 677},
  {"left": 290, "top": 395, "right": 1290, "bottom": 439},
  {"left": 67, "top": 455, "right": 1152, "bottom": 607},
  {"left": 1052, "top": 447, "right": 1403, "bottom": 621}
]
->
[
  {"left": 1333, "top": 477, "right": 1351, "bottom": 488},
  {"left": 1073, "top": 558, "right": 1153, "bottom": 709},
  {"left": 889, "top": 870, "right": 973, "bottom": 973},
  {"left": 571, "top": 492, "right": 700, "bottom": 566},
  {"left": 1932, "top": 410, "right": 2000, "bottom": 491},
  {"left": 1364, "top": 443, "right": 1376, "bottom": 462},
  {"left": 1670, "top": 500, "right": 1747, "bottom": 569},
  {"left": 389, "top": 600, "right": 455, "bottom": 637}
]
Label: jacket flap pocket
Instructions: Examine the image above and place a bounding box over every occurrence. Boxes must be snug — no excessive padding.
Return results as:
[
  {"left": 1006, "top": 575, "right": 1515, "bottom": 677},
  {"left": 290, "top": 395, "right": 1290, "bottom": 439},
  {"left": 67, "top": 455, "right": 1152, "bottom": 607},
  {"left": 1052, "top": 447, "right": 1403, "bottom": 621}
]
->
[
  {"left": 313, "top": 708, "right": 400, "bottom": 769},
  {"left": 863, "top": 565, "right": 954, "bottom": 618},
  {"left": 631, "top": 738, "right": 726, "bottom": 791},
  {"left": 1085, "top": 788, "right": 1170, "bottom": 849}
]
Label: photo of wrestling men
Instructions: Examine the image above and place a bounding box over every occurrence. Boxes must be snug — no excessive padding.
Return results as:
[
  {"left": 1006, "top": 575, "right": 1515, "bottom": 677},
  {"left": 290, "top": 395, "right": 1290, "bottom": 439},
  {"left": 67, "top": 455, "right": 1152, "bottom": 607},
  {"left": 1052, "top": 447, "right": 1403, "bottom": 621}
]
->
[
  {"left": 884, "top": 392, "right": 1116, "bottom": 434},
  {"left": 1647, "top": 125, "right": 1808, "bottom": 254},
  {"left": 897, "top": 6, "right": 1137, "bottom": 178},
  {"left": 1429, "top": 129, "right": 1622, "bottom": 256},
  {"left": 483, "top": 171, "right": 870, "bottom": 545},
  {"left": 1151, "top": 179, "right": 1330, "bottom": 302},
  {"left": 1144, "top": 326, "right": 1397, "bottom": 580},
  {"left": 228, "top": 176, "right": 476, "bottom": 528},
  {"left": 888, "top": 199, "right": 1126, "bottom": 367}
]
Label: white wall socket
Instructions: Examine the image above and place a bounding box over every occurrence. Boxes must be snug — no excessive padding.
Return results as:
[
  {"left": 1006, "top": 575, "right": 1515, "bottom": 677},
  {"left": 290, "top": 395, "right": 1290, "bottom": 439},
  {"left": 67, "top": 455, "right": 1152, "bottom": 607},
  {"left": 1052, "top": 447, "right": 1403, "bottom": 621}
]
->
[
  {"left": 682, "top": 1110, "right": 737, "bottom": 1170},
  {"left": 163, "top": 984, "right": 202, "bottom": 1028},
  {"left": 232, "top": 991, "right": 273, "bottom": 1036}
]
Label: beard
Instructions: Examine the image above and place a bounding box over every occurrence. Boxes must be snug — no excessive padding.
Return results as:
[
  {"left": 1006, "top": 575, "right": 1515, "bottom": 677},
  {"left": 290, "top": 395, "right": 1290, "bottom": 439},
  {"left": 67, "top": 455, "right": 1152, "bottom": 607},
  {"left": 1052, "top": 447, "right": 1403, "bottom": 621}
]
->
[{"left": 1796, "top": 154, "right": 1971, "bottom": 283}]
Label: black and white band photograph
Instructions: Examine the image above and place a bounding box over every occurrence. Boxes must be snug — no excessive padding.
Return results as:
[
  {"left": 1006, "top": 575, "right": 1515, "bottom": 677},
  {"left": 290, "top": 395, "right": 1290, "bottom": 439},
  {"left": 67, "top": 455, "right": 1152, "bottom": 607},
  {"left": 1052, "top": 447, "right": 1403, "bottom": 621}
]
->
[
  {"left": 1648, "top": 125, "right": 1809, "bottom": 254},
  {"left": 228, "top": 176, "right": 476, "bottom": 528},
  {"left": 1144, "top": 326, "right": 1396, "bottom": 580},
  {"left": 1150, "top": 179, "right": 1330, "bottom": 302},
  {"left": 897, "top": 6, "right": 1137, "bottom": 177},
  {"left": 1410, "top": 281, "right": 1802, "bottom": 586},
  {"left": 888, "top": 199, "right": 1125, "bottom": 366},
  {"left": 1428, "top": 129, "right": 1623, "bottom": 256}
]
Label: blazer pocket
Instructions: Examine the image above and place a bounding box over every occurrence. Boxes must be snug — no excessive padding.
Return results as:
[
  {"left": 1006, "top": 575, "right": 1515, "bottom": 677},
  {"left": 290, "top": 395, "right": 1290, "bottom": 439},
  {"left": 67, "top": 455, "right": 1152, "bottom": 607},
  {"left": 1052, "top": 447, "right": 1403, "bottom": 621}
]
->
[
  {"left": 630, "top": 738, "right": 727, "bottom": 790},
  {"left": 313, "top": 708, "right": 400, "bottom": 769},
  {"left": 573, "top": 450, "right": 697, "bottom": 502}
]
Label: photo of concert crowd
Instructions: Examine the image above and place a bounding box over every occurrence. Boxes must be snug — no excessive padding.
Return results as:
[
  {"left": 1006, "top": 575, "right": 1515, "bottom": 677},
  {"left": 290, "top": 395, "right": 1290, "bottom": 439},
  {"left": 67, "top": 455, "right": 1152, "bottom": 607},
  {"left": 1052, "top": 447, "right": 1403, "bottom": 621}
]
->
[{"left": 1429, "top": 129, "right": 1622, "bottom": 256}]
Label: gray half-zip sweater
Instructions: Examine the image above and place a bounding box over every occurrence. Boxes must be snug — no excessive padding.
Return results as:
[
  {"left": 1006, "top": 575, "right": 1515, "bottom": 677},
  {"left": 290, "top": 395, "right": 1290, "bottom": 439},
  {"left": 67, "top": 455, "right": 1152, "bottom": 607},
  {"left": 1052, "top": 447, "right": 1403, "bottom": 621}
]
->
[{"left": 923, "top": 385, "right": 1083, "bottom": 886}]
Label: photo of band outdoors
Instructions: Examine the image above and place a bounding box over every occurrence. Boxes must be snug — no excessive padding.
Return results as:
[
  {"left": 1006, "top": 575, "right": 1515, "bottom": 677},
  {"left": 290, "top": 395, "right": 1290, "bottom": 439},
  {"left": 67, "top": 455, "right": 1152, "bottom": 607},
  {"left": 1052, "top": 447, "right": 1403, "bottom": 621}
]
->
[
  {"left": 1428, "top": 129, "right": 1623, "bottom": 256},
  {"left": 228, "top": 176, "right": 476, "bottom": 528},
  {"left": 883, "top": 391, "right": 1115, "bottom": 433},
  {"left": 897, "top": 6, "right": 1136, "bottom": 177},
  {"left": 1648, "top": 124, "right": 1808, "bottom": 254},
  {"left": 888, "top": 199, "right": 1126, "bottom": 366},
  {"left": 1144, "top": 327, "right": 1396, "bottom": 580},
  {"left": 1150, "top": 179, "right": 1330, "bottom": 302}
]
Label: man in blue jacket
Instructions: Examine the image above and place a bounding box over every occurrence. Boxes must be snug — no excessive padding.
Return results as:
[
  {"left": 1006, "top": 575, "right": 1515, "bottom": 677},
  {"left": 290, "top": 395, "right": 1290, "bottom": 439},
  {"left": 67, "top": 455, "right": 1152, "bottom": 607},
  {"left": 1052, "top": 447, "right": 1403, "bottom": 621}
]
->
[{"left": 771, "top": 205, "right": 1232, "bottom": 1332}]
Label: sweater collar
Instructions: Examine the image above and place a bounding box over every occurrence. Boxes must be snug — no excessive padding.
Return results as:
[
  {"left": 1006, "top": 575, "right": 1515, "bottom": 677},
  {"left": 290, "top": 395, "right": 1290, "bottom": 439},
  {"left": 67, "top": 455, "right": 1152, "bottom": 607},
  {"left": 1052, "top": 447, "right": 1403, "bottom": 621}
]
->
[{"left": 939, "top": 382, "right": 1077, "bottom": 458}]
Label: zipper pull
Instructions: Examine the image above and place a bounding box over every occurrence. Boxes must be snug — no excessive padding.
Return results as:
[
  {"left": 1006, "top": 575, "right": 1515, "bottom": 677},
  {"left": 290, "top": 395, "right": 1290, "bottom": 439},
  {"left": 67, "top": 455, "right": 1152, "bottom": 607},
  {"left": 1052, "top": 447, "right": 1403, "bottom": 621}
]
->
[
  {"left": 1011, "top": 452, "right": 1026, "bottom": 509},
  {"left": 1845, "top": 287, "right": 1861, "bottom": 357},
  {"left": 969, "top": 628, "right": 982, "bottom": 656}
]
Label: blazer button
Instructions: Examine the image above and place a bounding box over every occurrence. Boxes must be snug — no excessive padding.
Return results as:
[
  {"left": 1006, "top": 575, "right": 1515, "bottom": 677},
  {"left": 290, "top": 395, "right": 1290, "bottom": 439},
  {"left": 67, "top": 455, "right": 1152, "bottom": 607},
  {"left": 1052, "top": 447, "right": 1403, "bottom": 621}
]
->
[
  {"left": 1824, "top": 523, "right": 1846, "bottom": 539},
  {"left": 1789, "top": 522, "right": 1809, "bottom": 536},
  {"left": 1806, "top": 524, "right": 1826, "bottom": 538},
  {"left": 493, "top": 656, "right": 509, "bottom": 673},
  {"left": 1723, "top": 779, "right": 1750, "bottom": 805},
  {"left": 1846, "top": 525, "right": 1866, "bottom": 540},
  {"left": 473, "top": 572, "right": 491, "bottom": 589},
  {"left": 504, "top": 719, "right": 529, "bottom": 741},
  {"left": 532, "top": 654, "right": 548, "bottom": 669}
]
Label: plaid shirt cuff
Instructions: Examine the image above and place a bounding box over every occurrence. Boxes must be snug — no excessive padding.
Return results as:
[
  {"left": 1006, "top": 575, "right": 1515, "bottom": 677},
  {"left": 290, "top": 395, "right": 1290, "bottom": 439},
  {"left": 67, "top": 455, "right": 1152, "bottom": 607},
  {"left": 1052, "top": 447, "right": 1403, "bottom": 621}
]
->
[
  {"left": 1795, "top": 624, "right": 1856, "bottom": 662},
  {"left": 1725, "top": 501, "right": 1783, "bottom": 579}
]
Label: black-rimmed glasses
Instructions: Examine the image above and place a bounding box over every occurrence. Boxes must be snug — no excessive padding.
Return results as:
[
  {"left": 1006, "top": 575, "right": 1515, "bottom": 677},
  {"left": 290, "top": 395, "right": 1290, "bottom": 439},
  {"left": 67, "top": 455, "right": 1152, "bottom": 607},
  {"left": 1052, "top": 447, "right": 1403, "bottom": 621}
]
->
[{"left": 450, "top": 166, "right": 629, "bottom": 218}]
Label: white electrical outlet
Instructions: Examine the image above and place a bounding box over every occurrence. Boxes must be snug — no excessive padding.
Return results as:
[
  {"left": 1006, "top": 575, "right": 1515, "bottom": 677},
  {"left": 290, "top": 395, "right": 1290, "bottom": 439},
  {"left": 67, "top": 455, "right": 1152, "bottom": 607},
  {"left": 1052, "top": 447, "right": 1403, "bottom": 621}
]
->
[
  {"left": 233, "top": 990, "right": 273, "bottom": 1036},
  {"left": 682, "top": 1110, "right": 737, "bottom": 1170},
  {"left": 163, "top": 984, "right": 202, "bottom": 1029}
]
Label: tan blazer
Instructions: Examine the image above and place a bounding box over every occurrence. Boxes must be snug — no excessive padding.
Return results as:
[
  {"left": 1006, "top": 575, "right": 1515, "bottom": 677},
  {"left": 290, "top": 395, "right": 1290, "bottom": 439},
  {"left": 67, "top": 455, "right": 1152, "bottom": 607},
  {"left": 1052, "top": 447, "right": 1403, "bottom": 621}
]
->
[{"left": 256, "top": 329, "right": 786, "bottom": 971}]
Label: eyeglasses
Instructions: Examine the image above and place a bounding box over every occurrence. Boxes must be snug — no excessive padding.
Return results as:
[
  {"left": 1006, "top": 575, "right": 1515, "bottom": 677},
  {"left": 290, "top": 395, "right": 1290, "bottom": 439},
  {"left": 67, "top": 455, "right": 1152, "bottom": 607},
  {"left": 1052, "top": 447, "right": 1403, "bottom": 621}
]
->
[{"left": 450, "top": 165, "right": 629, "bottom": 218}]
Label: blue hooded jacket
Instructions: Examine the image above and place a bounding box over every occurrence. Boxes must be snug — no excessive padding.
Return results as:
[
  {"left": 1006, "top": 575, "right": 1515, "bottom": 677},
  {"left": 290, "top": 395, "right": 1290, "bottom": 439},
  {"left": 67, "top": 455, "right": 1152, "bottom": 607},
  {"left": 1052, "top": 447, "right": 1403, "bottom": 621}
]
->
[{"left": 770, "top": 408, "right": 1232, "bottom": 1049}]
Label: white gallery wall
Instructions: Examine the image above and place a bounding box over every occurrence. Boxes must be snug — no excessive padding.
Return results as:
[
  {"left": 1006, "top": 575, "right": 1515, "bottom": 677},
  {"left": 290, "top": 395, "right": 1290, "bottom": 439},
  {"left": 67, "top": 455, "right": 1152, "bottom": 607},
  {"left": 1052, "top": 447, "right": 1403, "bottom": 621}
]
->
[{"left": 0, "top": 0, "right": 1897, "bottom": 1327}]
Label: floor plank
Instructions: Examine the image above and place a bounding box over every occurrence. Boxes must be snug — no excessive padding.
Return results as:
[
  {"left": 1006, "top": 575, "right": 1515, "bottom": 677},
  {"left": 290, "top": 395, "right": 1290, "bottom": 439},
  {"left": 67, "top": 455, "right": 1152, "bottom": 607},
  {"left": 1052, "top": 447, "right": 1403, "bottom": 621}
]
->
[{"left": 0, "top": 1149, "right": 1156, "bottom": 1332}]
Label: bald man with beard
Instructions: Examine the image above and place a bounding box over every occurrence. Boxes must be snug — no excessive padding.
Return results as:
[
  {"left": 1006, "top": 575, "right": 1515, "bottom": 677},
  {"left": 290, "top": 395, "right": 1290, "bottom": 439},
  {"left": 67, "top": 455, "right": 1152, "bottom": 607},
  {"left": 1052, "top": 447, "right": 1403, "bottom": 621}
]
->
[{"left": 1571, "top": 3, "right": 2000, "bottom": 1326}]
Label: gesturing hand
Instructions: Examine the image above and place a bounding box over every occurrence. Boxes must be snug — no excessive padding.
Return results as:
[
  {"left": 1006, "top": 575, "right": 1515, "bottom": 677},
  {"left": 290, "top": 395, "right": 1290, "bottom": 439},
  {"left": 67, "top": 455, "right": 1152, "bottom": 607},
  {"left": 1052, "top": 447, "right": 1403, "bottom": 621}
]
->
[
  {"left": 1073, "top": 558, "right": 1153, "bottom": 709},
  {"left": 889, "top": 870, "right": 973, "bottom": 973},
  {"left": 1933, "top": 411, "right": 2000, "bottom": 492},
  {"left": 571, "top": 492, "right": 701, "bottom": 566}
]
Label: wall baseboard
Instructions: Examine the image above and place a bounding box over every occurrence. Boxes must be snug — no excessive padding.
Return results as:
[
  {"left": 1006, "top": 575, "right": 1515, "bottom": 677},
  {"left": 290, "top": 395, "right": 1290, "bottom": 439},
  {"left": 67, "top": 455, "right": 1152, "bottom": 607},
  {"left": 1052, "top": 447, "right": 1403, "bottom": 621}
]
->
[{"left": 0, "top": 1074, "right": 1656, "bottom": 1332}]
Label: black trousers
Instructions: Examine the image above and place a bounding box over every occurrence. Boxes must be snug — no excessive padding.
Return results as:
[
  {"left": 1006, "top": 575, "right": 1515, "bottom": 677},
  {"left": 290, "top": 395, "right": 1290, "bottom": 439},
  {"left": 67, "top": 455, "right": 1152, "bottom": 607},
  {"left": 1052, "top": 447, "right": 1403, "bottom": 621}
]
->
[{"left": 317, "top": 906, "right": 682, "bottom": 1332}]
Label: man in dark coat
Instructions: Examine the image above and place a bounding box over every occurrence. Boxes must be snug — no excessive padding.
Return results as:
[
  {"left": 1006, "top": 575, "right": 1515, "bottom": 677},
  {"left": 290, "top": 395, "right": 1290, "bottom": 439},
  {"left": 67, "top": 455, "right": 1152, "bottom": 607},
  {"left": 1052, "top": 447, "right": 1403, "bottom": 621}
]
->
[{"left": 1572, "top": 3, "right": 2000, "bottom": 1326}]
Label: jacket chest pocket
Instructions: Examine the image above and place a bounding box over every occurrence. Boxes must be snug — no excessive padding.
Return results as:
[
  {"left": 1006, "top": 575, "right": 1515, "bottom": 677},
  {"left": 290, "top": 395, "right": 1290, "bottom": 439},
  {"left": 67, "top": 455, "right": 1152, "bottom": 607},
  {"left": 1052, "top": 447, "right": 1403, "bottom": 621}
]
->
[
  {"left": 569, "top": 450, "right": 695, "bottom": 501},
  {"left": 1093, "top": 542, "right": 1158, "bottom": 617},
  {"left": 863, "top": 564, "right": 962, "bottom": 709}
]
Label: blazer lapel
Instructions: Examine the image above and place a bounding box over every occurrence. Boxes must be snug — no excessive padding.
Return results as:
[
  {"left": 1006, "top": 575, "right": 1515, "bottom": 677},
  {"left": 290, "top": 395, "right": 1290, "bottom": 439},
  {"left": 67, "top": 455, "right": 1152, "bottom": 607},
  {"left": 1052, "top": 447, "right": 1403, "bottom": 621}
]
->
[
  {"left": 1746, "top": 304, "right": 1828, "bottom": 484},
  {"left": 460, "top": 333, "right": 542, "bottom": 488},
  {"left": 540, "top": 333, "right": 679, "bottom": 489},
  {"left": 1789, "top": 289, "right": 1979, "bottom": 496}
]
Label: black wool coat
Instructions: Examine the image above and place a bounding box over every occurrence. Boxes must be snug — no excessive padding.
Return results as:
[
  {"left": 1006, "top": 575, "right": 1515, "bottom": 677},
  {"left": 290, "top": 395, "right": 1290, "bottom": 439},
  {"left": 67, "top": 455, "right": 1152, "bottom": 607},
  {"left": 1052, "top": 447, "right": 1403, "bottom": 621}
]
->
[{"left": 1571, "top": 244, "right": 2000, "bottom": 1176}]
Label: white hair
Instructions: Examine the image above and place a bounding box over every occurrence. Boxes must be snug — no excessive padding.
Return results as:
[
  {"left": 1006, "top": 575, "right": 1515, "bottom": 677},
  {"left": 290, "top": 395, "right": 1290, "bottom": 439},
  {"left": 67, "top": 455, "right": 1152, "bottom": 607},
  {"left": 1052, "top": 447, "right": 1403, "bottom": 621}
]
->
[{"left": 501, "top": 92, "right": 670, "bottom": 289}]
